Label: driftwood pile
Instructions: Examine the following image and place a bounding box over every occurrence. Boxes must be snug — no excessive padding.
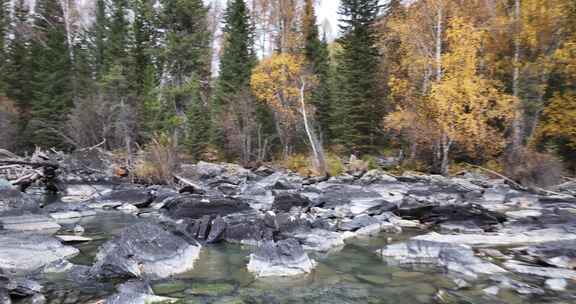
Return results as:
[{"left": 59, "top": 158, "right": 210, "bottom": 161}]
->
[{"left": 0, "top": 149, "right": 61, "bottom": 192}]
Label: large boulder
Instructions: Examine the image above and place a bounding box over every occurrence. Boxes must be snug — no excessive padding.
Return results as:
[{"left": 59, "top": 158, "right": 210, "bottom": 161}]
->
[
  {"left": 163, "top": 195, "right": 253, "bottom": 219},
  {"left": 247, "top": 238, "right": 316, "bottom": 277},
  {"left": 0, "top": 233, "right": 79, "bottom": 276},
  {"left": 377, "top": 239, "right": 506, "bottom": 278},
  {"left": 90, "top": 223, "right": 201, "bottom": 280},
  {"left": 0, "top": 185, "right": 39, "bottom": 216}
]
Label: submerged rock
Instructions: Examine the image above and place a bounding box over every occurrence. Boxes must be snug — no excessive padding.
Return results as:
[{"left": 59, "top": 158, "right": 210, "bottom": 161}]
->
[
  {"left": 90, "top": 223, "right": 201, "bottom": 280},
  {"left": 247, "top": 238, "right": 316, "bottom": 277},
  {"left": 377, "top": 239, "right": 506, "bottom": 278},
  {"left": 106, "top": 280, "right": 178, "bottom": 304},
  {"left": 0, "top": 233, "right": 79, "bottom": 275}
]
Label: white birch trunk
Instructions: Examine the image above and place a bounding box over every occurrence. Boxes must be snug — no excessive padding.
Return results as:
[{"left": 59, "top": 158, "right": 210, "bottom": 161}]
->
[
  {"left": 299, "top": 79, "right": 326, "bottom": 175},
  {"left": 510, "top": 0, "right": 524, "bottom": 153}
]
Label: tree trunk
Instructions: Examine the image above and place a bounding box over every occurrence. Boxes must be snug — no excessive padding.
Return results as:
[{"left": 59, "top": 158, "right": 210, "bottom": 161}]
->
[
  {"left": 510, "top": 0, "right": 524, "bottom": 154},
  {"left": 435, "top": 0, "right": 443, "bottom": 82},
  {"left": 299, "top": 79, "right": 326, "bottom": 175}
]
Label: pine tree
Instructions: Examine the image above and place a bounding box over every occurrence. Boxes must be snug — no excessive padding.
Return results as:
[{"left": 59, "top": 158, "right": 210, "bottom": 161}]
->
[
  {"left": 161, "top": 0, "right": 211, "bottom": 159},
  {"left": 28, "top": 0, "right": 74, "bottom": 148},
  {"left": 0, "top": 0, "right": 10, "bottom": 93},
  {"left": 131, "top": 0, "right": 158, "bottom": 97},
  {"left": 332, "top": 0, "right": 381, "bottom": 153},
  {"left": 213, "top": 0, "right": 257, "bottom": 153},
  {"left": 93, "top": 0, "right": 108, "bottom": 79},
  {"left": 107, "top": 0, "right": 129, "bottom": 67},
  {"left": 302, "top": 0, "right": 332, "bottom": 142},
  {"left": 130, "top": 0, "right": 160, "bottom": 139}
]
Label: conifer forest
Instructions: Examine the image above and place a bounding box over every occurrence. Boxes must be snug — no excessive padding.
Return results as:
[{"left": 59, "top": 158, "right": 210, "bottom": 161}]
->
[{"left": 1, "top": 0, "right": 575, "bottom": 180}]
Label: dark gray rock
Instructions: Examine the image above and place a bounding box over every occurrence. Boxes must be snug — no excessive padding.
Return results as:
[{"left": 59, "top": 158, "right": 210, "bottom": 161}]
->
[
  {"left": 394, "top": 204, "right": 506, "bottom": 232},
  {"left": 163, "top": 195, "right": 252, "bottom": 219},
  {"left": 272, "top": 193, "right": 311, "bottom": 212},
  {"left": 247, "top": 238, "right": 316, "bottom": 277},
  {"left": 90, "top": 223, "right": 201, "bottom": 280},
  {"left": 224, "top": 218, "right": 274, "bottom": 245}
]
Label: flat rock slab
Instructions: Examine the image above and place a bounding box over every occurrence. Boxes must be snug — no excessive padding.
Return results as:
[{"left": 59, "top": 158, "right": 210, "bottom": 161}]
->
[
  {"left": 0, "top": 215, "right": 61, "bottom": 231},
  {"left": 504, "top": 261, "right": 576, "bottom": 279},
  {"left": 163, "top": 195, "right": 253, "bottom": 219},
  {"left": 294, "top": 229, "right": 345, "bottom": 252},
  {"left": 0, "top": 233, "right": 79, "bottom": 275},
  {"left": 49, "top": 210, "right": 97, "bottom": 220},
  {"left": 414, "top": 228, "right": 576, "bottom": 247},
  {"left": 56, "top": 235, "right": 93, "bottom": 243},
  {"left": 377, "top": 239, "right": 506, "bottom": 278}
]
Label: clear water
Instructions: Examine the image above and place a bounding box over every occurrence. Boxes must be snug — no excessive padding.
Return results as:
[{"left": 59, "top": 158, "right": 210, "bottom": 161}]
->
[{"left": 32, "top": 213, "right": 575, "bottom": 304}]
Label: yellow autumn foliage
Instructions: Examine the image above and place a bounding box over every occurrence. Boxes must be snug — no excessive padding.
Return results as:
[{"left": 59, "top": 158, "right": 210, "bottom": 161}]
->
[
  {"left": 539, "top": 93, "right": 576, "bottom": 148},
  {"left": 385, "top": 17, "right": 516, "bottom": 157},
  {"left": 251, "top": 53, "right": 314, "bottom": 121}
]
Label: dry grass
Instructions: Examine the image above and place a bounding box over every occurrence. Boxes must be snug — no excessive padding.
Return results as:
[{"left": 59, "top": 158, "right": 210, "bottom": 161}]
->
[
  {"left": 505, "top": 148, "right": 564, "bottom": 188},
  {"left": 134, "top": 133, "right": 180, "bottom": 185}
]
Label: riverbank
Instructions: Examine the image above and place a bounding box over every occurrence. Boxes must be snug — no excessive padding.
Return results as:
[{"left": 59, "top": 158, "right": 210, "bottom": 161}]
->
[{"left": 1, "top": 151, "right": 576, "bottom": 303}]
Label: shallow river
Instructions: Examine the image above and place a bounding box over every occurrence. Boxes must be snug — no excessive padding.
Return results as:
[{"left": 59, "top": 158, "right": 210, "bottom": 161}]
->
[{"left": 29, "top": 212, "right": 572, "bottom": 304}]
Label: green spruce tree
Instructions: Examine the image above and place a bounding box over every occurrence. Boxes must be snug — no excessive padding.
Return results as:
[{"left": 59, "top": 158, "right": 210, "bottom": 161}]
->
[
  {"left": 0, "top": 0, "right": 10, "bottom": 93},
  {"left": 212, "top": 0, "right": 257, "bottom": 154},
  {"left": 28, "top": 0, "right": 74, "bottom": 148},
  {"left": 130, "top": 0, "right": 160, "bottom": 139},
  {"left": 161, "top": 0, "right": 211, "bottom": 159},
  {"left": 332, "top": 0, "right": 381, "bottom": 154}
]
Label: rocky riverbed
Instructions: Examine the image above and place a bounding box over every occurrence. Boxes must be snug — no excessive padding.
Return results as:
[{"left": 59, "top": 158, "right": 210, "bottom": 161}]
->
[{"left": 1, "top": 155, "right": 576, "bottom": 303}]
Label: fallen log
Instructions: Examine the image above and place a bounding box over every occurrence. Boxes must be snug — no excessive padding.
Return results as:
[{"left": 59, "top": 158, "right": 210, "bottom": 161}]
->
[{"left": 0, "top": 158, "right": 60, "bottom": 192}]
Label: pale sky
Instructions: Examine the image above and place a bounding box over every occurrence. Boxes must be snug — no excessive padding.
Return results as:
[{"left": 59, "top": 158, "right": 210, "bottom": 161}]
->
[{"left": 317, "top": 0, "right": 341, "bottom": 40}]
